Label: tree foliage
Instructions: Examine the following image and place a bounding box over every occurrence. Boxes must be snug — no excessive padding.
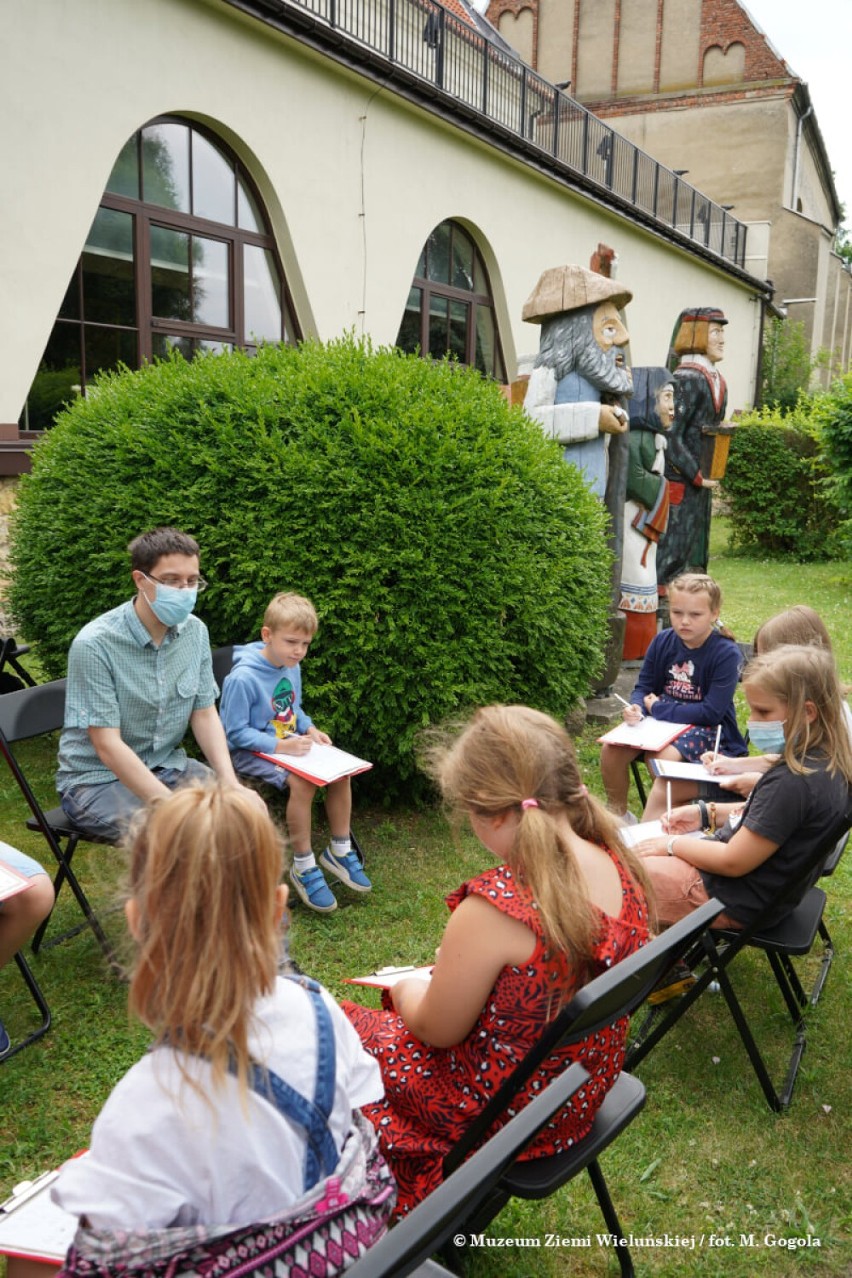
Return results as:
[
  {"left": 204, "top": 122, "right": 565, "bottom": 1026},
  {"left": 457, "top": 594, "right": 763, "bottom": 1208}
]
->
[
  {"left": 759, "top": 316, "right": 826, "bottom": 412},
  {"left": 8, "top": 338, "right": 612, "bottom": 797}
]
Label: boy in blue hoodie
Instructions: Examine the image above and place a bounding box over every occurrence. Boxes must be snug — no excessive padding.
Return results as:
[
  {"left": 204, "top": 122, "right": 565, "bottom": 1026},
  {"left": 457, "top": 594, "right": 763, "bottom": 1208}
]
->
[{"left": 220, "top": 592, "right": 371, "bottom": 913}]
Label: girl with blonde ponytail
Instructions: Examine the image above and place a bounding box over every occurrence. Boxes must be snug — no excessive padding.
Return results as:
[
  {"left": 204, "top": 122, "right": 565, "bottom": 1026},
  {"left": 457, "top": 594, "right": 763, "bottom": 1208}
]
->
[{"left": 343, "top": 705, "right": 651, "bottom": 1217}]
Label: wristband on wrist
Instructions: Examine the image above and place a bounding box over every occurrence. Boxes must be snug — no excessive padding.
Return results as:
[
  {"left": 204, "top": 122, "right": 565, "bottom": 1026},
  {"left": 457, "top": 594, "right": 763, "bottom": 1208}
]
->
[
  {"left": 666, "top": 835, "right": 678, "bottom": 857},
  {"left": 696, "top": 799, "right": 709, "bottom": 832},
  {"left": 708, "top": 801, "right": 717, "bottom": 833}
]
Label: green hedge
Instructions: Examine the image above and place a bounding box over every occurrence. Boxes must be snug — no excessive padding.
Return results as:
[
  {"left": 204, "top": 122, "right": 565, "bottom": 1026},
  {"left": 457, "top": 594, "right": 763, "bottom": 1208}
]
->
[
  {"left": 8, "top": 338, "right": 612, "bottom": 797},
  {"left": 814, "top": 371, "right": 852, "bottom": 556},
  {"left": 721, "top": 403, "right": 840, "bottom": 560}
]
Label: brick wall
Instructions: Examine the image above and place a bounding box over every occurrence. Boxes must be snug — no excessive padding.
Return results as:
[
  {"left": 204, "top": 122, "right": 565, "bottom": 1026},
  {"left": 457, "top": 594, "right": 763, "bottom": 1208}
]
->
[{"left": 699, "top": 0, "right": 790, "bottom": 85}]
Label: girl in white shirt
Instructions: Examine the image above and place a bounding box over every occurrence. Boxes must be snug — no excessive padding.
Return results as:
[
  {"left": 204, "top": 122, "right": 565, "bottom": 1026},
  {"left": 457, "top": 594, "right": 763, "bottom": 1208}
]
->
[{"left": 53, "top": 782, "right": 393, "bottom": 1276}]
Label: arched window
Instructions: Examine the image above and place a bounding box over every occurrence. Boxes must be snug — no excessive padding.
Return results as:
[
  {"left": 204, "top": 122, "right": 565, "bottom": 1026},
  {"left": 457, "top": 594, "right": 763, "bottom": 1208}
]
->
[
  {"left": 396, "top": 221, "right": 506, "bottom": 380},
  {"left": 21, "top": 118, "right": 299, "bottom": 430}
]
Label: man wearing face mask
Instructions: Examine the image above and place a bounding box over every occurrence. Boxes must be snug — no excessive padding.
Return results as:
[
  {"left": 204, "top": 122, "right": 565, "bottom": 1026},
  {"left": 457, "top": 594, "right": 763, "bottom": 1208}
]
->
[{"left": 57, "top": 527, "right": 266, "bottom": 841}]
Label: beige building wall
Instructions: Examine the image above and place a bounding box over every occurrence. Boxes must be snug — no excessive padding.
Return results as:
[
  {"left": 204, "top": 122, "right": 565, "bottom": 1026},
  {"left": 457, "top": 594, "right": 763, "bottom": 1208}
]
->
[
  {"left": 659, "top": 0, "right": 701, "bottom": 94},
  {"left": 1, "top": 0, "right": 763, "bottom": 439},
  {"left": 617, "top": 0, "right": 657, "bottom": 96},
  {"left": 576, "top": 0, "right": 616, "bottom": 100},
  {"left": 535, "top": 0, "right": 575, "bottom": 84},
  {"left": 593, "top": 96, "right": 790, "bottom": 220},
  {"left": 496, "top": 7, "right": 535, "bottom": 65}
]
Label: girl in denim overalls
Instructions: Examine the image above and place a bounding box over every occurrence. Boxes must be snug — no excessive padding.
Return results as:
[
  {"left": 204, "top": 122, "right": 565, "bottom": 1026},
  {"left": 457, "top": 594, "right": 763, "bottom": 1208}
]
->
[{"left": 53, "top": 783, "right": 395, "bottom": 1276}]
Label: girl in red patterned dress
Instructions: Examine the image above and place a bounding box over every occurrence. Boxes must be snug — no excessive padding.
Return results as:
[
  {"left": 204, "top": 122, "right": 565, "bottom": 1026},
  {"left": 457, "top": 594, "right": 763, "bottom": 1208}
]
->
[{"left": 342, "top": 705, "right": 651, "bottom": 1216}]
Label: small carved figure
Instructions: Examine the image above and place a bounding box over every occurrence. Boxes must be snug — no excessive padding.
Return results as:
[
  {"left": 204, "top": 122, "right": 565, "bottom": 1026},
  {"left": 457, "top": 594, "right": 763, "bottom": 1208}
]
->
[
  {"left": 619, "top": 368, "right": 675, "bottom": 659},
  {"left": 656, "top": 307, "right": 726, "bottom": 586}
]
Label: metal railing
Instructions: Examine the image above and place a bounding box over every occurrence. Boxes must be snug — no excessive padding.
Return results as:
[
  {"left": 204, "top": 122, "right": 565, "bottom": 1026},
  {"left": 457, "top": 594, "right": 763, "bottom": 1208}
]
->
[{"left": 253, "top": 0, "right": 748, "bottom": 268}]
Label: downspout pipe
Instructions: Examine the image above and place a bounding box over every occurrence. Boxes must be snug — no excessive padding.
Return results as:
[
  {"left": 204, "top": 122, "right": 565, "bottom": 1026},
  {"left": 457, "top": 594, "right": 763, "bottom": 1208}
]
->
[{"left": 791, "top": 104, "right": 813, "bottom": 209}]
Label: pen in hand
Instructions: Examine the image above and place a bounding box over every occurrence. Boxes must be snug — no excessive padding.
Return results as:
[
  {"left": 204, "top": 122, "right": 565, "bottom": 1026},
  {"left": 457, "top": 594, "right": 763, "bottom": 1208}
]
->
[
  {"left": 614, "top": 692, "right": 643, "bottom": 720},
  {"left": 712, "top": 724, "right": 722, "bottom": 760}
]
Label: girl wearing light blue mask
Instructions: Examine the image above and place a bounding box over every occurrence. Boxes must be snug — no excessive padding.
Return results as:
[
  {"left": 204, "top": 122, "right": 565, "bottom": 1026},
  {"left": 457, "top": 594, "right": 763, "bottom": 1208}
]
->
[
  {"left": 638, "top": 644, "right": 852, "bottom": 930},
  {"left": 699, "top": 603, "right": 852, "bottom": 798}
]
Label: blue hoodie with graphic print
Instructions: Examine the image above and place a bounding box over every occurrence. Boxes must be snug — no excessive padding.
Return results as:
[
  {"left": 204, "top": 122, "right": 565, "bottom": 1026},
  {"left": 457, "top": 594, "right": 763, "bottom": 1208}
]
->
[{"left": 220, "top": 641, "right": 314, "bottom": 755}]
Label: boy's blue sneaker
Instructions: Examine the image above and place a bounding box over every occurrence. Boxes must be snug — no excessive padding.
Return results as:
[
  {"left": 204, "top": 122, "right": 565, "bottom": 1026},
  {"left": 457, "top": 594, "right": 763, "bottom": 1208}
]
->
[
  {"left": 289, "top": 865, "right": 337, "bottom": 914},
  {"left": 319, "top": 847, "right": 372, "bottom": 893},
  {"left": 0, "top": 1017, "right": 10, "bottom": 1060}
]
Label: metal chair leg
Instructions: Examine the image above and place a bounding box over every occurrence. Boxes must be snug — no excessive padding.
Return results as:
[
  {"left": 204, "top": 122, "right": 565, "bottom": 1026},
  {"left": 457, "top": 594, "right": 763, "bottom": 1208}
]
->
[{"left": 2, "top": 953, "right": 52, "bottom": 1062}]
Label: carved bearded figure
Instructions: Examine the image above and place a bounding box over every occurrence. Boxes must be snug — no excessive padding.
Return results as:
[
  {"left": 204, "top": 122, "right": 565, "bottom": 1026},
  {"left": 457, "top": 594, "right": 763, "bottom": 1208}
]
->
[{"left": 522, "top": 265, "right": 633, "bottom": 500}]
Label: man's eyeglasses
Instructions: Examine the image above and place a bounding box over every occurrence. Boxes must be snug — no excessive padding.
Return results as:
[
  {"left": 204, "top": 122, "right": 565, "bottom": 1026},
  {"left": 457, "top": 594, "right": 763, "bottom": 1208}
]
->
[{"left": 142, "top": 571, "right": 208, "bottom": 593}]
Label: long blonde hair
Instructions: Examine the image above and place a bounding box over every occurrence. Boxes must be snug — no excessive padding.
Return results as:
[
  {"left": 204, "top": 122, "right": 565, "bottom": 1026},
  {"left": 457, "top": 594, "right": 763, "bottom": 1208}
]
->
[
  {"left": 742, "top": 645, "right": 852, "bottom": 782},
  {"left": 126, "top": 782, "right": 285, "bottom": 1096},
  {"left": 427, "top": 705, "right": 650, "bottom": 972}
]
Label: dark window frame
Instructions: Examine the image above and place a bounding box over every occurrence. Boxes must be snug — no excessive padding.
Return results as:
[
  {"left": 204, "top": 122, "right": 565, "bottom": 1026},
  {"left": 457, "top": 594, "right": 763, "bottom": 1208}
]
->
[
  {"left": 396, "top": 221, "right": 506, "bottom": 381},
  {"left": 18, "top": 116, "right": 299, "bottom": 437}
]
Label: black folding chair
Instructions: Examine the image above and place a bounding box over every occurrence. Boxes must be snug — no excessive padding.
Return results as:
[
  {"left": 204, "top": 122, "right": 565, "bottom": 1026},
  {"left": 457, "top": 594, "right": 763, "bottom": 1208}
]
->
[
  {"left": 0, "top": 680, "right": 116, "bottom": 961},
  {"left": 343, "top": 1062, "right": 592, "bottom": 1278},
  {"left": 627, "top": 816, "right": 852, "bottom": 1112},
  {"left": 213, "top": 644, "right": 366, "bottom": 865},
  {"left": 394, "top": 898, "right": 722, "bottom": 1278},
  {"left": 0, "top": 636, "right": 38, "bottom": 692},
  {"left": 1, "top": 952, "right": 51, "bottom": 1063}
]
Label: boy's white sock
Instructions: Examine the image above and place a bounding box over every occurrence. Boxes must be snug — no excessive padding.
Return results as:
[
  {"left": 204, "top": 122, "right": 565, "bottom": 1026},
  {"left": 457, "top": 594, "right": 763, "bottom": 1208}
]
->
[
  {"left": 294, "top": 852, "right": 317, "bottom": 874},
  {"left": 331, "top": 836, "right": 351, "bottom": 857}
]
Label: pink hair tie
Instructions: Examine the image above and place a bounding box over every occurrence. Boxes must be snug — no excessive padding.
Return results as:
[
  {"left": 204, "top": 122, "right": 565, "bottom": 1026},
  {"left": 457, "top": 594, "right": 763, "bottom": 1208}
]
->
[
  {"left": 579, "top": 784, "right": 589, "bottom": 798},
  {"left": 521, "top": 798, "right": 539, "bottom": 810}
]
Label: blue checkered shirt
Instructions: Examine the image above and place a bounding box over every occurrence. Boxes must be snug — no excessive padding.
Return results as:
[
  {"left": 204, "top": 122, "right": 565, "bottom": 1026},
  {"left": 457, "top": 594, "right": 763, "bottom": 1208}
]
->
[{"left": 57, "top": 600, "right": 218, "bottom": 792}]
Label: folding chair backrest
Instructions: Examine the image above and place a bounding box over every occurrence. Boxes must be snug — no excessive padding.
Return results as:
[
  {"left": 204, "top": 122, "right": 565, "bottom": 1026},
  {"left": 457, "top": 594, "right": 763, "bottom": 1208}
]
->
[
  {"left": 344, "top": 1062, "right": 592, "bottom": 1278},
  {"left": 211, "top": 645, "right": 235, "bottom": 690},
  {"left": 0, "top": 679, "right": 67, "bottom": 744},
  {"left": 820, "top": 828, "right": 849, "bottom": 877},
  {"left": 0, "top": 682, "right": 68, "bottom": 829},
  {"left": 0, "top": 677, "right": 118, "bottom": 960},
  {"left": 444, "top": 895, "right": 723, "bottom": 1175}
]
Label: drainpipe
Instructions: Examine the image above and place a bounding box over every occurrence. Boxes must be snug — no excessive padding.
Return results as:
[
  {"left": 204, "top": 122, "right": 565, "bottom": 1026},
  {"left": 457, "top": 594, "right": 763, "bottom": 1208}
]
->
[{"left": 790, "top": 104, "right": 813, "bottom": 210}]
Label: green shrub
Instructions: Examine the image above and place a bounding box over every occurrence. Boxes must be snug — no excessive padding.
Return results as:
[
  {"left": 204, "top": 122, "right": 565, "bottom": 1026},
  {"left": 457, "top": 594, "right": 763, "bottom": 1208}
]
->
[
  {"left": 721, "top": 403, "right": 840, "bottom": 560},
  {"left": 8, "top": 338, "right": 612, "bottom": 797},
  {"left": 813, "top": 371, "right": 852, "bottom": 555}
]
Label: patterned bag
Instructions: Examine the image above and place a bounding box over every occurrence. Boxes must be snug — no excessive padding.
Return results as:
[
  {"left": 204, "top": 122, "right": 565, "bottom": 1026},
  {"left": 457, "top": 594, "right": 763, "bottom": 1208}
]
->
[{"left": 57, "top": 1113, "right": 396, "bottom": 1278}]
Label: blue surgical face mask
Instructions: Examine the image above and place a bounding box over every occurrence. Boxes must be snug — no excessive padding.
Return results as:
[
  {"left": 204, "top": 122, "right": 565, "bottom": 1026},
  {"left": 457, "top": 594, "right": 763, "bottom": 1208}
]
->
[
  {"left": 746, "top": 720, "right": 786, "bottom": 754},
  {"left": 146, "top": 581, "right": 197, "bottom": 627}
]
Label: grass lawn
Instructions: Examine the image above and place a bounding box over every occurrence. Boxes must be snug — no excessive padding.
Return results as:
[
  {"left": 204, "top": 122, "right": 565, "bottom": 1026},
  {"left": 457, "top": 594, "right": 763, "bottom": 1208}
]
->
[{"left": 1, "top": 521, "right": 850, "bottom": 1276}]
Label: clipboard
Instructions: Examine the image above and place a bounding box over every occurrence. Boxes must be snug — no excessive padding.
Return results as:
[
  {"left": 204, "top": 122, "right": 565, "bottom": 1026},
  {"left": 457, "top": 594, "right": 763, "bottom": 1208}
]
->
[
  {"left": 598, "top": 720, "right": 690, "bottom": 751},
  {"left": 254, "top": 742, "right": 372, "bottom": 786},
  {"left": 0, "top": 862, "right": 31, "bottom": 903},
  {"left": 0, "top": 1169, "right": 76, "bottom": 1266},
  {"left": 345, "top": 964, "right": 434, "bottom": 989}
]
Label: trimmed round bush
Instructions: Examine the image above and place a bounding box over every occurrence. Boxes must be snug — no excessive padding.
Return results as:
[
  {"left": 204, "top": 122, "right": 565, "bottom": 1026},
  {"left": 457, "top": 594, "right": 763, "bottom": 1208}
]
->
[{"left": 8, "top": 338, "right": 612, "bottom": 796}]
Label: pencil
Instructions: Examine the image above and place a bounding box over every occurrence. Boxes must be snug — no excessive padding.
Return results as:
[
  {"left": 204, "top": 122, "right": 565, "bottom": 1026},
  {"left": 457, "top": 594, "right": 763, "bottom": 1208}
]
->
[{"left": 713, "top": 724, "right": 722, "bottom": 759}]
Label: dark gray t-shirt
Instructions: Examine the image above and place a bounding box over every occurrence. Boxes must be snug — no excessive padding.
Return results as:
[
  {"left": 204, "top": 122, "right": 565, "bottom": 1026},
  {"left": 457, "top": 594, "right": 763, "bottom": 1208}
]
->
[{"left": 701, "top": 757, "right": 850, "bottom": 927}]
